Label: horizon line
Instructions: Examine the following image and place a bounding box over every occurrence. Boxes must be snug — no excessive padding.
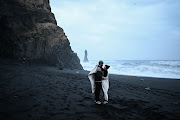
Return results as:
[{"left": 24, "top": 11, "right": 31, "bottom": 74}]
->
[{"left": 80, "top": 59, "right": 180, "bottom": 61}]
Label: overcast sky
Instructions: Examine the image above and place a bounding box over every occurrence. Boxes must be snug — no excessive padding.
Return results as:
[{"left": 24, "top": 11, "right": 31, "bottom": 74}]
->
[{"left": 50, "top": 0, "right": 180, "bottom": 61}]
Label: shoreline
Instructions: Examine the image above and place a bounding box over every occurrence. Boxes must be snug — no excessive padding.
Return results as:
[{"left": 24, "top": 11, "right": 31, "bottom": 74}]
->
[
  {"left": 109, "top": 73, "right": 180, "bottom": 80},
  {"left": 82, "top": 70, "right": 180, "bottom": 93},
  {"left": 0, "top": 60, "right": 180, "bottom": 119}
]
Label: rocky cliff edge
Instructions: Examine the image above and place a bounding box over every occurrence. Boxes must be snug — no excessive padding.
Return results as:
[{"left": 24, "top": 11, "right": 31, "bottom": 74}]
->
[{"left": 0, "top": 0, "right": 83, "bottom": 69}]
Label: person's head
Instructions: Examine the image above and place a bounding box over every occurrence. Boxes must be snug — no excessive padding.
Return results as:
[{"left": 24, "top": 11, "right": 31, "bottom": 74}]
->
[
  {"left": 104, "top": 65, "right": 110, "bottom": 70},
  {"left": 98, "top": 60, "right": 103, "bottom": 67}
]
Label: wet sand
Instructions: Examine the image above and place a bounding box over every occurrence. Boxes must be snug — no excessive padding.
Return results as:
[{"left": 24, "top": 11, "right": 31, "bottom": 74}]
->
[{"left": 0, "top": 59, "right": 180, "bottom": 120}]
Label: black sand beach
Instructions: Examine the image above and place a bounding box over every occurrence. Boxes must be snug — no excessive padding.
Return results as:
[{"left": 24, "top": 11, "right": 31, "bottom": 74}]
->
[{"left": 0, "top": 59, "right": 180, "bottom": 120}]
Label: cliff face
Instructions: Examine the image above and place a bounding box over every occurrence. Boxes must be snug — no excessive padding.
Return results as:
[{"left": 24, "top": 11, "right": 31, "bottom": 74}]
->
[{"left": 0, "top": 0, "right": 83, "bottom": 69}]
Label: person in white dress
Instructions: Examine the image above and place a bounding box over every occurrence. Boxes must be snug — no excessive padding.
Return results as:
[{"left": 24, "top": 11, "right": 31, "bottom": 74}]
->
[
  {"left": 102, "top": 65, "right": 110, "bottom": 104},
  {"left": 88, "top": 61, "right": 110, "bottom": 104}
]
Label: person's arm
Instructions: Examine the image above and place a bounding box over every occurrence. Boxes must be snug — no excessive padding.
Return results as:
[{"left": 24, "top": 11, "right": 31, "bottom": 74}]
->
[
  {"left": 102, "top": 76, "right": 107, "bottom": 80},
  {"left": 102, "top": 70, "right": 108, "bottom": 79},
  {"left": 88, "top": 65, "right": 98, "bottom": 76}
]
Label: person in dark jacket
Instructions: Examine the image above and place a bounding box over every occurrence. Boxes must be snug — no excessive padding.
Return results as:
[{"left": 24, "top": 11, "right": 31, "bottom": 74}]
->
[
  {"left": 88, "top": 61, "right": 110, "bottom": 104},
  {"left": 94, "top": 60, "right": 104, "bottom": 104}
]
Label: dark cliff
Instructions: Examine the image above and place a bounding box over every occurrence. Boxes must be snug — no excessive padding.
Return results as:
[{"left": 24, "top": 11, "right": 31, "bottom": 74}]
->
[{"left": 0, "top": 0, "right": 83, "bottom": 69}]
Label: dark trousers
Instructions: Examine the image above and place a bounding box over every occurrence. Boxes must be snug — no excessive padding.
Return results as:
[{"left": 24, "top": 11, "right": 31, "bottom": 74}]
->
[{"left": 95, "top": 82, "right": 102, "bottom": 101}]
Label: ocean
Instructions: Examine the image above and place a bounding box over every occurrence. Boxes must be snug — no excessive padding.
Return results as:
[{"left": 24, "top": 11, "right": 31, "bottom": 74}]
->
[{"left": 81, "top": 60, "right": 180, "bottom": 79}]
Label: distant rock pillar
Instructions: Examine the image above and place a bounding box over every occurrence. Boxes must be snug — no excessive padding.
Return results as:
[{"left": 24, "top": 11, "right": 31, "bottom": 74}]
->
[{"left": 83, "top": 50, "right": 89, "bottom": 62}]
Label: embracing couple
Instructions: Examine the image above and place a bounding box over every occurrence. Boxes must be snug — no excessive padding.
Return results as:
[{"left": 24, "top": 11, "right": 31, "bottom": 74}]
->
[{"left": 88, "top": 60, "right": 110, "bottom": 105}]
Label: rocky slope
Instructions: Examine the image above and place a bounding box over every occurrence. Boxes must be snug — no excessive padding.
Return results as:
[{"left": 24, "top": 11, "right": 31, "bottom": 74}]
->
[{"left": 0, "top": 0, "right": 82, "bottom": 69}]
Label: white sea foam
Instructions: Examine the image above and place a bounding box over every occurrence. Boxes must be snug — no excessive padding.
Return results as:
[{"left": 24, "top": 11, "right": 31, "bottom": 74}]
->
[{"left": 81, "top": 60, "right": 180, "bottom": 79}]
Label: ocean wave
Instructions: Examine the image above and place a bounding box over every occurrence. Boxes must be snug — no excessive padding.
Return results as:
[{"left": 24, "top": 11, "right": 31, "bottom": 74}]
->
[
  {"left": 81, "top": 60, "right": 180, "bottom": 79},
  {"left": 150, "top": 61, "right": 180, "bottom": 67}
]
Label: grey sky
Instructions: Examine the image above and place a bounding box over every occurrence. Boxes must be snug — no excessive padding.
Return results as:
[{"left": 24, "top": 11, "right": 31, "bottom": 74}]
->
[{"left": 50, "top": 0, "right": 180, "bottom": 60}]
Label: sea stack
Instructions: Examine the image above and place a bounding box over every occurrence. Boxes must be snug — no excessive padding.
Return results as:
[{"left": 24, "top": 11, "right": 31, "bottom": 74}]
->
[
  {"left": 0, "top": 0, "right": 83, "bottom": 69},
  {"left": 83, "top": 50, "right": 89, "bottom": 62}
]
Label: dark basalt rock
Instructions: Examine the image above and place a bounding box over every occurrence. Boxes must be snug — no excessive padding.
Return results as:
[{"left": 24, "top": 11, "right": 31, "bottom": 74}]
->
[
  {"left": 0, "top": 0, "right": 83, "bottom": 69},
  {"left": 83, "top": 50, "right": 89, "bottom": 62}
]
